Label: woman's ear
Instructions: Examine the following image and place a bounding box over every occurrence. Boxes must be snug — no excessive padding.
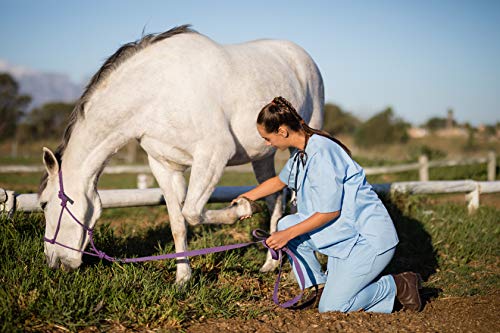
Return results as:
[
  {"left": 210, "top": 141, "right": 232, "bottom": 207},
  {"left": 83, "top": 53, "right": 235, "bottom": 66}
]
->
[{"left": 277, "top": 126, "right": 289, "bottom": 138}]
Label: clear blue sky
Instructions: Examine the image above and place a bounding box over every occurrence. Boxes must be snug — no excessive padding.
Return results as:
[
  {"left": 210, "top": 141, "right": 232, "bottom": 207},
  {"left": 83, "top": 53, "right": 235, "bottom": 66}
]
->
[{"left": 1, "top": 0, "right": 499, "bottom": 126}]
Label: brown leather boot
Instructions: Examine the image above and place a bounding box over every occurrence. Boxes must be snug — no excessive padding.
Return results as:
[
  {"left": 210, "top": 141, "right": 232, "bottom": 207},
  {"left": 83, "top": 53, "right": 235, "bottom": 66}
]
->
[{"left": 392, "top": 272, "right": 423, "bottom": 312}]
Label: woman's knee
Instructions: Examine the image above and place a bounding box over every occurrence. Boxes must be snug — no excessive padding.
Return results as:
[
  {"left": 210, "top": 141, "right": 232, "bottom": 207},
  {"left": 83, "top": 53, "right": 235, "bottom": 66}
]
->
[
  {"left": 277, "top": 214, "right": 304, "bottom": 231},
  {"left": 318, "top": 296, "right": 353, "bottom": 313}
]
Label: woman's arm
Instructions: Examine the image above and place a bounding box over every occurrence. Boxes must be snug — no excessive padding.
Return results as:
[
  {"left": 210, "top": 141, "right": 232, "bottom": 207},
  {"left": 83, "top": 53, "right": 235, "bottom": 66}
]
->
[
  {"left": 265, "top": 211, "right": 340, "bottom": 250},
  {"left": 235, "top": 176, "right": 286, "bottom": 202},
  {"left": 232, "top": 176, "right": 286, "bottom": 220}
]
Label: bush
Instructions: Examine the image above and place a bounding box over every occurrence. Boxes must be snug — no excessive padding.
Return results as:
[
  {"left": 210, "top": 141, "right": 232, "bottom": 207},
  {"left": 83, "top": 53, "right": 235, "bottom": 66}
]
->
[
  {"left": 323, "top": 103, "right": 361, "bottom": 135},
  {"left": 354, "top": 107, "right": 409, "bottom": 147},
  {"left": 0, "top": 73, "right": 31, "bottom": 141},
  {"left": 23, "top": 102, "right": 75, "bottom": 140}
]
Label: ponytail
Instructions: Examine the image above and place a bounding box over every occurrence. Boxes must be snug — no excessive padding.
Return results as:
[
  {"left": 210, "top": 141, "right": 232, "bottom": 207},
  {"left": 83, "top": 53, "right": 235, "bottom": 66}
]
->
[{"left": 258, "top": 96, "right": 351, "bottom": 156}]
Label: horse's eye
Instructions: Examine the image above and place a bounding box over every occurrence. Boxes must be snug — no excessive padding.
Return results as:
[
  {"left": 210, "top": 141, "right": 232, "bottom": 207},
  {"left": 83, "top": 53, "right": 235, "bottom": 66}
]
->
[{"left": 40, "top": 202, "right": 47, "bottom": 210}]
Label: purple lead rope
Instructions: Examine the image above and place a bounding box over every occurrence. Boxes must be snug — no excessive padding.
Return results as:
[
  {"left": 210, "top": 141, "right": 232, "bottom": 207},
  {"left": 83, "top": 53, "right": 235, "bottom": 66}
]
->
[{"left": 44, "top": 170, "right": 305, "bottom": 308}]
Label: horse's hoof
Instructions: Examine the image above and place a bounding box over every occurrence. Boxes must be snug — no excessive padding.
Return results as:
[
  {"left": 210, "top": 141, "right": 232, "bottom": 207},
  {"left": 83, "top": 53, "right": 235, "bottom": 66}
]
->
[
  {"left": 175, "top": 270, "right": 192, "bottom": 286},
  {"left": 259, "top": 257, "right": 279, "bottom": 272},
  {"left": 234, "top": 197, "right": 262, "bottom": 217}
]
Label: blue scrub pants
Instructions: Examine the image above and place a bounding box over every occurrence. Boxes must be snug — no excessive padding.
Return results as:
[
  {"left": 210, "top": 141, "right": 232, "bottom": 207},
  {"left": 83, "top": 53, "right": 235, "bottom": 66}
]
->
[{"left": 278, "top": 214, "right": 397, "bottom": 313}]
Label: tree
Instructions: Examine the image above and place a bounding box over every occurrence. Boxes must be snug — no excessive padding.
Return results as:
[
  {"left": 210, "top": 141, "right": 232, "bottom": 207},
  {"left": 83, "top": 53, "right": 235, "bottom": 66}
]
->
[
  {"left": 0, "top": 73, "right": 31, "bottom": 141},
  {"left": 423, "top": 117, "right": 450, "bottom": 132},
  {"left": 323, "top": 103, "right": 361, "bottom": 135},
  {"left": 354, "top": 107, "right": 409, "bottom": 147},
  {"left": 25, "top": 102, "right": 75, "bottom": 139}
]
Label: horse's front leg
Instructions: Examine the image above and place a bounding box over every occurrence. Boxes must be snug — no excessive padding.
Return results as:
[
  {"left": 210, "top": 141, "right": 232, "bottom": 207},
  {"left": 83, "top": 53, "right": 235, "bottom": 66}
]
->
[
  {"left": 182, "top": 143, "right": 238, "bottom": 226},
  {"left": 148, "top": 156, "right": 191, "bottom": 285}
]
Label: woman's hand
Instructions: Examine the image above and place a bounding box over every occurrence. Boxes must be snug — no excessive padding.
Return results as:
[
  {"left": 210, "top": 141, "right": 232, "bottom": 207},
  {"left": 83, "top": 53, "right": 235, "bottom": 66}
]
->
[
  {"left": 265, "top": 230, "right": 293, "bottom": 250},
  {"left": 230, "top": 195, "right": 244, "bottom": 206}
]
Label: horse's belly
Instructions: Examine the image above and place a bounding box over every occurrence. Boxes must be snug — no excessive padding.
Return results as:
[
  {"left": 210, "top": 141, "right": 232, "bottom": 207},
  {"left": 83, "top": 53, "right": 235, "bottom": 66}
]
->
[
  {"left": 140, "top": 136, "right": 193, "bottom": 169},
  {"left": 226, "top": 145, "right": 275, "bottom": 166}
]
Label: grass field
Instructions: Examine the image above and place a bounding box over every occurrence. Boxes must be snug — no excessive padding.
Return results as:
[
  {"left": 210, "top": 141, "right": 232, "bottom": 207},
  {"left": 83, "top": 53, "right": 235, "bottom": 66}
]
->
[
  {"left": 1, "top": 138, "right": 499, "bottom": 331},
  {"left": 1, "top": 194, "right": 498, "bottom": 332}
]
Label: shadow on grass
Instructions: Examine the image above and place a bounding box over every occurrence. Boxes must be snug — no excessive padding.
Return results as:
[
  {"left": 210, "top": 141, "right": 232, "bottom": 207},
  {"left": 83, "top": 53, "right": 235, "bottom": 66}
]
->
[
  {"left": 82, "top": 221, "right": 177, "bottom": 267},
  {"left": 81, "top": 206, "right": 270, "bottom": 273},
  {"left": 381, "top": 193, "right": 441, "bottom": 307}
]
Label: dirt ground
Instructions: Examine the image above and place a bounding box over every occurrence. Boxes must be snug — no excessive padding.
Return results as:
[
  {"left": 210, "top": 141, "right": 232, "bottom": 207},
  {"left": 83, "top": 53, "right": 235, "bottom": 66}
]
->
[{"left": 186, "top": 291, "right": 499, "bottom": 333}]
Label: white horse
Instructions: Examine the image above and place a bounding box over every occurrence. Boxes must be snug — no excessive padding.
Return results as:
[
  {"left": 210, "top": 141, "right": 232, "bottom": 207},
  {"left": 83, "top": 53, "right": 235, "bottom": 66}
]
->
[{"left": 39, "top": 25, "right": 324, "bottom": 284}]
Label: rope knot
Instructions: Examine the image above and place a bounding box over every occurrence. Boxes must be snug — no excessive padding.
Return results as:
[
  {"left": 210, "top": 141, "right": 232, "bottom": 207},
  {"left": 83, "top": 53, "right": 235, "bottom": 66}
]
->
[
  {"left": 58, "top": 191, "right": 68, "bottom": 207},
  {"left": 44, "top": 237, "right": 56, "bottom": 244},
  {"left": 97, "top": 251, "right": 105, "bottom": 259}
]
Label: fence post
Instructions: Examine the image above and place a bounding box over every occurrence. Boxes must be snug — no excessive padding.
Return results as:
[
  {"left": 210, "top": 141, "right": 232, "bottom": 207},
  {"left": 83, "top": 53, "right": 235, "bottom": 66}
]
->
[
  {"left": 10, "top": 141, "right": 18, "bottom": 158},
  {"left": 419, "top": 155, "right": 429, "bottom": 181},
  {"left": 125, "top": 141, "right": 137, "bottom": 164},
  {"left": 488, "top": 151, "right": 496, "bottom": 181},
  {"left": 137, "top": 174, "right": 154, "bottom": 189},
  {"left": 0, "top": 188, "right": 7, "bottom": 212},
  {"left": 465, "top": 182, "right": 480, "bottom": 214},
  {"left": 0, "top": 190, "right": 16, "bottom": 216}
]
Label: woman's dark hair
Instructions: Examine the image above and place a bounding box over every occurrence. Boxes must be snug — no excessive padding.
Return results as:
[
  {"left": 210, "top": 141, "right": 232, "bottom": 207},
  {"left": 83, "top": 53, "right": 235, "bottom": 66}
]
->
[{"left": 257, "top": 96, "right": 351, "bottom": 156}]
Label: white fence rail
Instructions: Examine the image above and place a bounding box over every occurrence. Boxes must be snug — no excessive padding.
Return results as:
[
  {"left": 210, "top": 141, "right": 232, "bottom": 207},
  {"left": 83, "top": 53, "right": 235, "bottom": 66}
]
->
[
  {"left": 2, "top": 181, "right": 499, "bottom": 216},
  {"left": 363, "top": 151, "right": 497, "bottom": 181}
]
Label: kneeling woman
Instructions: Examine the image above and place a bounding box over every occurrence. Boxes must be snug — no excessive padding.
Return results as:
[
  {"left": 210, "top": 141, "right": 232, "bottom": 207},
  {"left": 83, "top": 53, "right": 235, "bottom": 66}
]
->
[{"left": 237, "top": 96, "right": 422, "bottom": 313}]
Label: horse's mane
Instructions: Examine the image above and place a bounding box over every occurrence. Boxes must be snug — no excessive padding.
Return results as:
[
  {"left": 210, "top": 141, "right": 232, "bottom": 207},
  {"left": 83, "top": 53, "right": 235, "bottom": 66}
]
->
[{"left": 39, "top": 24, "right": 196, "bottom": 195}]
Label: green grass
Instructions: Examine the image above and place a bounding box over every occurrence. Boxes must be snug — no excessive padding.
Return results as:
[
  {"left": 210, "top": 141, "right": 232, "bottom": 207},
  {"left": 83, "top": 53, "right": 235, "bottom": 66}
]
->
[
  {"left": 0, "top": 209, "right": 274, "bottom": 332},
  {"left": 1, "top": 194, "right": 499, "bottom": 331}
]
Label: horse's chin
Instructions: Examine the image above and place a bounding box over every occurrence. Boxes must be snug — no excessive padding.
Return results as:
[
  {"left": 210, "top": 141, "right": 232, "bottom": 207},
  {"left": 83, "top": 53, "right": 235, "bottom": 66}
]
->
[{"left": 59, "top": 258, "right": 81, "bottom": 271}]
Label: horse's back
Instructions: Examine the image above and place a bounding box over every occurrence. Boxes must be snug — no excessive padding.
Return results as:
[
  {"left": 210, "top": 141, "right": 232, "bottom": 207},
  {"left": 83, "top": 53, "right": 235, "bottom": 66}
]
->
[{"left": 89, "top": 31, "right": 324, "bottom": 163}]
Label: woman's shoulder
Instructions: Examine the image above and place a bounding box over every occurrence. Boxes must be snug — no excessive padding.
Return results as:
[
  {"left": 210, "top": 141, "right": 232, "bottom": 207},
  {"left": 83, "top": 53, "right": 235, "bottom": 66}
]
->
[
  {"left": 309, "top": 134, "right": 348, "bottom": 158},
  {"left": 308, "top": 134, "right": 363, "bottom": 175}
]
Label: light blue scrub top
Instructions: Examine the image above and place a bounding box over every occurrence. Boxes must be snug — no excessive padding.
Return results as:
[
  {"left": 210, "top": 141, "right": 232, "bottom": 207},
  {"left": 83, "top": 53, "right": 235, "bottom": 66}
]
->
[{"left": 278, "top": 134, "right": 399, "bottom": 259}]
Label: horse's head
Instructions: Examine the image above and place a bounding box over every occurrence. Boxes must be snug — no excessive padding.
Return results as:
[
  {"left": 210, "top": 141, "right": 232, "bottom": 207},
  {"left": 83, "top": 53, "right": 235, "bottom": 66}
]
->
[{"left": 39, "top": 147, "right": 102, "bottom": 270}]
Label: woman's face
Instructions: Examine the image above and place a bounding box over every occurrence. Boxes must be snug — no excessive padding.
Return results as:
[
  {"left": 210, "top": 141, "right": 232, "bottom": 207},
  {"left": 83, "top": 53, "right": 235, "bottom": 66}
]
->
[{"left": 257, "top": 124, "right": 290, "bottom": 150}]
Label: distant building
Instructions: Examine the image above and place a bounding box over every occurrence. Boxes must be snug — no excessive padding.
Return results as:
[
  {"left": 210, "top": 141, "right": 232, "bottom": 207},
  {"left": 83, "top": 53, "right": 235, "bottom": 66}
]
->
[
  {"left": 407, "top": 127, "right": 429, "bottom": 138},
  {"left": 446, "top": 109, "right": 454, "bottom": 129}
]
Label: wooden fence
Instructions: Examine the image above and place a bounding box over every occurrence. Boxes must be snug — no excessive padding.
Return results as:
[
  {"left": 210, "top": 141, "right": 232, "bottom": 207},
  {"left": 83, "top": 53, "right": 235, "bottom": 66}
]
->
[
  {"left": 363, "top": 151, "right": 497, "bottom": 181},
  {"left": 2, "top": 181, "right": 499, "bottom": 216}
]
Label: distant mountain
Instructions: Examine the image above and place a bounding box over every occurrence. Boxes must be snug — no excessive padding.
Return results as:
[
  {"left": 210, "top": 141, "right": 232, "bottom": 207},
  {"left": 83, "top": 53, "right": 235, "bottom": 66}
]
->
[{"left": 0, "top": 59, "right": 84, "bottom": 108}]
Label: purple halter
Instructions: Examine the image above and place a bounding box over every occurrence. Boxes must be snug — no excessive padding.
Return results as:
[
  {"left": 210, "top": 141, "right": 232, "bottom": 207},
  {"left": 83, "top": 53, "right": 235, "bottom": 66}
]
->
[{"left": 43, "top": 170, "right": 306, "bottom": 308}]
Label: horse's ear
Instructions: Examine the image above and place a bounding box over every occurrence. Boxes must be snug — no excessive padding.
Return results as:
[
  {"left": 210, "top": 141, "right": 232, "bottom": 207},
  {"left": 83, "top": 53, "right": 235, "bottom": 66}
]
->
[{"left": 42, "top": 147, "right": 59, "bottom": 177}]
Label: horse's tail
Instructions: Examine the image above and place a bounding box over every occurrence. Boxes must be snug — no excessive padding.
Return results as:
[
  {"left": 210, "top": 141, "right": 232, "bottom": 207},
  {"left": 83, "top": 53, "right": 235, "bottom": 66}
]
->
[{"left": 307, "top": 62, "right": 325, "bottom": 130}]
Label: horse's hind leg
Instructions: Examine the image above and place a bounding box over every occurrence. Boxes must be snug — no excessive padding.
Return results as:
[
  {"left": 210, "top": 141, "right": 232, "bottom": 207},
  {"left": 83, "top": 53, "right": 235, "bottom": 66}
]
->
[
  {"left": 147, "top": 156, "right": 191, "bottom": 285},
  {"left": 252, "top": 154, "right": 282, "bottom": 272}
]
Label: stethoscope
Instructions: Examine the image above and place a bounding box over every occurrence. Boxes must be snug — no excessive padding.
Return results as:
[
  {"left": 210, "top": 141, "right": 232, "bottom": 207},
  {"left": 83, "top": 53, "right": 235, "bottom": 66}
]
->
[{"left": 287, "top": 134, "right": 310, "bottom": 207}]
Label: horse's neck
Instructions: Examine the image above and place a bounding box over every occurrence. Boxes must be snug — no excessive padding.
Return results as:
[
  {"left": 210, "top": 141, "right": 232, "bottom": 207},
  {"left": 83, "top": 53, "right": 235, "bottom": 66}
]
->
[{"left": 61, "top": 119, "right": 132, "bottom": 191}]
